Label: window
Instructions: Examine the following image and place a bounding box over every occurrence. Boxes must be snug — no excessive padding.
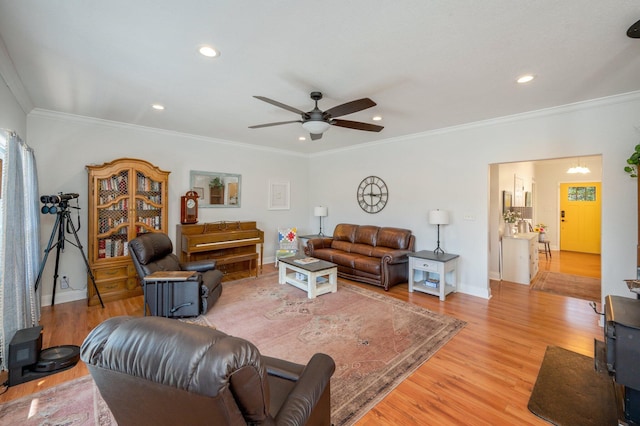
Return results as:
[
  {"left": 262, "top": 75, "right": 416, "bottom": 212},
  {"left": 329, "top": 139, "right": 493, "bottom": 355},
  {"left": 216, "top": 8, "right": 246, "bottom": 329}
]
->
[{"left": 567, "top": 186, "right": 596, "bottom": 201}]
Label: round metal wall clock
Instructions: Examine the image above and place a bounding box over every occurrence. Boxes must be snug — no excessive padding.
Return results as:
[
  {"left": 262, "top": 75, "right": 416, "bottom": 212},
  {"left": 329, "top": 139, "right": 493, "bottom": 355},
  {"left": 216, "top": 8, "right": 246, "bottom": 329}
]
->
[{"left": 357, "top": 176, "right": 388, "bottom": 214}]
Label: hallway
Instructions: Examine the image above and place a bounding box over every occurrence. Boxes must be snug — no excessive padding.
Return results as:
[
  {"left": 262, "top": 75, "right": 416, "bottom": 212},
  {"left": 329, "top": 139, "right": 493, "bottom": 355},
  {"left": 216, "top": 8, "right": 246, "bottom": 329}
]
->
[{"left": 537, "top": 250, "right": 601, "bottom": 279}]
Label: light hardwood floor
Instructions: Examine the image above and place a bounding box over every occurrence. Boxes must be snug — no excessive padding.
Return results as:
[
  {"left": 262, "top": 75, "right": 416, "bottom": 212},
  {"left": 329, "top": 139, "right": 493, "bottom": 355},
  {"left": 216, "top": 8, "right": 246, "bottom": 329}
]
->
[{"left": 1, "top": 250, "right": 604, "bottom": 425}]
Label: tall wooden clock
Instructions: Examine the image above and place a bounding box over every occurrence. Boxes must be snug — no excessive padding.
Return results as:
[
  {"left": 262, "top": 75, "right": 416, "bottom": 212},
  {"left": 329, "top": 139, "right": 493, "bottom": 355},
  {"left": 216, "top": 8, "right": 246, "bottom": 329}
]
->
[{"left": 180, "top": 191, "right": 199, "bottom": 224}]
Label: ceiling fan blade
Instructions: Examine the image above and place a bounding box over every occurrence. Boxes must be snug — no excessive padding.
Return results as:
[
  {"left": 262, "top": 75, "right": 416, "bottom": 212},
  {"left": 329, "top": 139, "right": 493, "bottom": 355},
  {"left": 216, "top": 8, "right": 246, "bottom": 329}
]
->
[
  {"left": 253, "top": 96, "right": 306, "bottom": 115},
  {"left": 332, "top": 119, "right": 384, "bottom": 132},
  {"left": 310, "top": 133, "right": 323, "bottom": 141},
  {"left": 248, "top": 120, "right": 301, "bottom": 129},
  {"left": 324, "top": 98, "right": 377, "bottom": 118}
]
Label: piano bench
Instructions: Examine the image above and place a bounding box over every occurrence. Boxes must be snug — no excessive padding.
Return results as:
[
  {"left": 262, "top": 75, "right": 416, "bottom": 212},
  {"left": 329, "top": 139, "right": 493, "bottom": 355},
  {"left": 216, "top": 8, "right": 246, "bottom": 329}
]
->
[{"left": 215, "top": 253, "right": 260, "bottom": 278}]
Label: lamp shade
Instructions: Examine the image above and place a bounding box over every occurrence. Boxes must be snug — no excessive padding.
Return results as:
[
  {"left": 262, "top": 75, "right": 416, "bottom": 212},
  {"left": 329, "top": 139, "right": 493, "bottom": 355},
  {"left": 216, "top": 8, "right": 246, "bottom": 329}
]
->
[
  {"left": 428, "top": 209, "right": 449, "bottom": 225},
  {"left": 314, "top": 206, "right": 328, "bottom": 217},
  {"left": 302, "top": 120, "right": 331, "bottom": 134}
]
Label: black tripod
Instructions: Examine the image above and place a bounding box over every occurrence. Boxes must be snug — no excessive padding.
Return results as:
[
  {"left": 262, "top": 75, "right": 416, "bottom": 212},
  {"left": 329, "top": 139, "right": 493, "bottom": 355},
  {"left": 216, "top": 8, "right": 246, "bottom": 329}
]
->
[{"left": 34, "top": 206, "right": 104, "bottom": 307}]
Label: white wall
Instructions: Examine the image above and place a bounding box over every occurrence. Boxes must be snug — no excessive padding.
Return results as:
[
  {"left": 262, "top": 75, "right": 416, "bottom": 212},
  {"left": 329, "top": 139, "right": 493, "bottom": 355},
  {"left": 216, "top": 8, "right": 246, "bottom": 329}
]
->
[
  {"left": 22, "top": 91, "right": 640, "bottom": 306},
  {"left": 27, "top": 110, "right": 311, "bottom": 305},
  {"left": 309, "top": 92, "right": 640, "bottom": 301}
]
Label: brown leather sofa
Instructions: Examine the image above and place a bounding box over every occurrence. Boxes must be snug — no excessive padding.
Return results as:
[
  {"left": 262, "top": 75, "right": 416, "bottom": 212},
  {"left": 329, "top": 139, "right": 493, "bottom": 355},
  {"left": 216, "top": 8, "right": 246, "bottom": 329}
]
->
[
  {"left": 305, "top": 223, "right": 415, "bottom": 290},
  {"left": 81, "top": 316, "right": 335, "bottom": 426}
]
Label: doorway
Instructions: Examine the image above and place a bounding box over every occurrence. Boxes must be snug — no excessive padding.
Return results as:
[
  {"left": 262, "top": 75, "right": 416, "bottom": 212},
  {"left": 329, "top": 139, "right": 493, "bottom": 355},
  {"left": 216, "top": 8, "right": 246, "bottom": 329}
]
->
[{"left": 490, "top": 155, "right": 603, "bottom": 284}]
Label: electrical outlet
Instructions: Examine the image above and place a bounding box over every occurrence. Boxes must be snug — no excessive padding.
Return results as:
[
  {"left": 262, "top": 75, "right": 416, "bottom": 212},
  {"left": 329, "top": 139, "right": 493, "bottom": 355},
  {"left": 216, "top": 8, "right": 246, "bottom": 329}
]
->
[{"left": 61, "top": 275, "right": 69, "bottom": 289}]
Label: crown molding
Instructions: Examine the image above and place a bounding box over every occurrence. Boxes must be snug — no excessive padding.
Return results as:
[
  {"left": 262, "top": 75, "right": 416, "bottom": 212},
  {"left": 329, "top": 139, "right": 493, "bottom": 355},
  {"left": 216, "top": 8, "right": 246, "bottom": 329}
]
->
[
  {"left": 28, "top": 108, "right": 308, "bottom": 158},
  {"left": 310, "top": 90, "right": 640, "bottom": 158}
]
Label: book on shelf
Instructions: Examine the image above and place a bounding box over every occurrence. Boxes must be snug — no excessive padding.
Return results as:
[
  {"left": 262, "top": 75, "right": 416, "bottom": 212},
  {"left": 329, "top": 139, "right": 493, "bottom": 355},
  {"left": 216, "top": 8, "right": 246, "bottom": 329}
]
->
[{"left": 294, "top": 257, "right": 319, "bottom": 265}]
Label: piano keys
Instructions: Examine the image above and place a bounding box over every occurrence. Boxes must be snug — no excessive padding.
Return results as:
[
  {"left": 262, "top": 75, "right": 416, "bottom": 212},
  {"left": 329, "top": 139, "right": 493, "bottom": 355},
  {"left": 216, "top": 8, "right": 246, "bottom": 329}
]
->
[{"left": 176, "top": 221, "right": 264, "bottom": 281}]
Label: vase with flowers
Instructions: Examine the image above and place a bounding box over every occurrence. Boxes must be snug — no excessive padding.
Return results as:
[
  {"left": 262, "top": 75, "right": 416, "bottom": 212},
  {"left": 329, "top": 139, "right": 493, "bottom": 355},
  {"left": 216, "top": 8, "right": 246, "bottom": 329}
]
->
[
  {"left": 534, "top": 223, "right": 547, "bottom": 241},
  {"left": 503, "top": 210, "right": 521, "bottom": 236}
]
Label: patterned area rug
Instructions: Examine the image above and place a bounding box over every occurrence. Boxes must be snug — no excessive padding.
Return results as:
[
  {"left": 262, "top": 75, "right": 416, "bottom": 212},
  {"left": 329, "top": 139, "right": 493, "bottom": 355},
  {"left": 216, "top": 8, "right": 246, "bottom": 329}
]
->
[
  {"left": 0, "top": 375, "right": 115, "bottom": 425},
  {"left": 531, "top": 271, "right": 601, "bottom": 301},
  {"left": 205, "top": 273, "right": 465, "bottom": 425},
  {"left": 0, "top": 274, "right": 464, "bottom": 426}
]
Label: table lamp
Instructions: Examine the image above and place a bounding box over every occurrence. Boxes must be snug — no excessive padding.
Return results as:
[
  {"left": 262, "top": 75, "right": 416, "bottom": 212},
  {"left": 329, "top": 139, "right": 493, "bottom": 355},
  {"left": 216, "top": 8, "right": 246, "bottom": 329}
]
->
[
  {"left": 429, "top": 209, "right": 449, "bottom": 255},
  {"left": 314, "top": 206, "right": 328, "bottom": 236}
]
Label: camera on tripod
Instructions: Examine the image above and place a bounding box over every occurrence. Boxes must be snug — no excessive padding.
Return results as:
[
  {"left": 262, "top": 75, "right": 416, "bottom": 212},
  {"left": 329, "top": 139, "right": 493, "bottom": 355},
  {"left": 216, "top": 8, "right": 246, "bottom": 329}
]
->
[{"left": 40, "top": 193, "right": 79, "bottom": 214}]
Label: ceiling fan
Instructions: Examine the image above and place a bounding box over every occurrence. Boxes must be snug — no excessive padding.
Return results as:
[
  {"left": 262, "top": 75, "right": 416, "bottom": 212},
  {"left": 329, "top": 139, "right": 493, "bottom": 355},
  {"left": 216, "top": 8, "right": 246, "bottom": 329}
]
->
[{"left": 249, "top": 91, "right": 384, "bottom": 140}]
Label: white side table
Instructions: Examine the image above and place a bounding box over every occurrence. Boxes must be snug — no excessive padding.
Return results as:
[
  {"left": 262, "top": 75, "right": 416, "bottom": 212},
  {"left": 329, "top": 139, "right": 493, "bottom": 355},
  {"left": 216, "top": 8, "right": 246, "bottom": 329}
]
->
[{"left": 408, "top": 251, "right": 459, "bottom": 301}]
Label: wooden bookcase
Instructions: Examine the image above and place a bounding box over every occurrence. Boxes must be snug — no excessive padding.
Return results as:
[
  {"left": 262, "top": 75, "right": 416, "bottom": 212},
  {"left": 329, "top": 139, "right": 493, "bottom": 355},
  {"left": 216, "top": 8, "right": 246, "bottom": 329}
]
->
[{"left": 86, "top": 158, "right": 170, "bottom": 306}]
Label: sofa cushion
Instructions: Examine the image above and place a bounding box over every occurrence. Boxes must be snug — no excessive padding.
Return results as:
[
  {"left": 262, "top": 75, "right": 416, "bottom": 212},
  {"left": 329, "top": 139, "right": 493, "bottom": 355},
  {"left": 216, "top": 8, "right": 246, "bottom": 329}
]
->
[
  {"left": 331, "top": 240, "right": 353, "bottom": 252},
  {"left": 330, "top": 251, "right": 356, "bottom": 268},
  {"left": 351, "top": 243, "right": 374, "bottom": 257},
  {"left": 352, "top": 255, "right": 381, "bottom": 275},
  {"left": 354, "top": 225, "right": 379, "bottom": 246},
  {"left": 333, "top": 224, "right": 357, "bottom": 243},
  {"left": 370, "top": 246, "right": 400, "bottom": 258},
  {"left": 377, "top": 227, "right": 412, "bottom": 249}
]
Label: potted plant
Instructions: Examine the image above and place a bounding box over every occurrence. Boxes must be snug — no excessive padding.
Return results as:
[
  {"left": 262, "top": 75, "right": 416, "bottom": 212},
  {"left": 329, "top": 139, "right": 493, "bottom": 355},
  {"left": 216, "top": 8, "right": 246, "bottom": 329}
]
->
[
  {"left": 209, "top": 177, "right": 224, "bottom": 188},
  {"left": 624, "top": 144, "right": 640, "bottom": 177}
]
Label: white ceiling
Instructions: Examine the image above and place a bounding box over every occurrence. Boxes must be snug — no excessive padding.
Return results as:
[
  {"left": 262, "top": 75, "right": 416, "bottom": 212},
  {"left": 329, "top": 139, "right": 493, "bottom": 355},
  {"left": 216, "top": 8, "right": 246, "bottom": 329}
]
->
[{"left": 1, "top": 1, "right": 639, "bottom": 154}]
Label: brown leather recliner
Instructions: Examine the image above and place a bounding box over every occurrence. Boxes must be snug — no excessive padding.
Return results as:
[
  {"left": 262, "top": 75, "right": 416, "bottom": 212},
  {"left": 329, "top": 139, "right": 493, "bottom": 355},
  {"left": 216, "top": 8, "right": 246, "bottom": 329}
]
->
[
  {"left": 129, "top": 232, "right": 223, "bottom": 317},
  {"left": 81, "top": 316, "right": 335, "bottom": 426}
]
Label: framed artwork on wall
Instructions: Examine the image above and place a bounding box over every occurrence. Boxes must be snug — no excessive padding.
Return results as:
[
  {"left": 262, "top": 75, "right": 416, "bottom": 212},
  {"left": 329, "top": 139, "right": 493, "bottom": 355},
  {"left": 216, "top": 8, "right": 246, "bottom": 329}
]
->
[
  {"left": 189, "top": 170, "right": 241, "bottom": 208},
  {"left": 502, "top": 190, "right": 512, "bottom": 214},
  {"left": 514, "top": 175, "right": 524, "bottom": 206},
  {"left": 268, "top": 180, "right": 290, "bottom": 210}
]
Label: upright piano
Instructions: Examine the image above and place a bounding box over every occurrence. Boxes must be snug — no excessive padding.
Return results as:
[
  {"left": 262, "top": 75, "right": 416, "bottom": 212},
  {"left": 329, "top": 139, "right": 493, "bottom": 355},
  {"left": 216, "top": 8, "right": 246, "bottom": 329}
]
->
[{"left": 176, "top": 221, "right": 264, "bottom": 281}]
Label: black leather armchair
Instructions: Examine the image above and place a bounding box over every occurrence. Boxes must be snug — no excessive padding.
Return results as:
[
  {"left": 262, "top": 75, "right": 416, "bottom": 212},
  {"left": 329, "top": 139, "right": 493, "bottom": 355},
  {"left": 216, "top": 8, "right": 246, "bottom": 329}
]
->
[
  {"left": 81, "top": 316, "right": 335, "bottom": 425},
  {"left": 129, "top": 232, "right": 223, "bottom": 317}
]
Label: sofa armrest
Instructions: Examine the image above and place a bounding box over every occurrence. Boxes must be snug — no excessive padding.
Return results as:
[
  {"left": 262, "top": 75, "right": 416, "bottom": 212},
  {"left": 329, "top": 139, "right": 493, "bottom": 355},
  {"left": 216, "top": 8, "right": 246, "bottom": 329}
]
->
[
  {"left": 381, "top": 249, "right": 412, "bottom": 264},
  {"left": 305, "top": 237, "right": 334, "bottom": 254},
  {"left": 268, "top": 353, "right": 335, "bottom": 425},
  {"left": 180, "top": 259, "right": 217, "bottom": 272}
]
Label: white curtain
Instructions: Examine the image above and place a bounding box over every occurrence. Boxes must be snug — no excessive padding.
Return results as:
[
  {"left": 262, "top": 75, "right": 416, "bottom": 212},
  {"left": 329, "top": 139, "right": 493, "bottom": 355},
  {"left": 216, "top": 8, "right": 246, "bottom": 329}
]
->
[{"left": 0, "top": 129, "right": 41, "bottom": 371}]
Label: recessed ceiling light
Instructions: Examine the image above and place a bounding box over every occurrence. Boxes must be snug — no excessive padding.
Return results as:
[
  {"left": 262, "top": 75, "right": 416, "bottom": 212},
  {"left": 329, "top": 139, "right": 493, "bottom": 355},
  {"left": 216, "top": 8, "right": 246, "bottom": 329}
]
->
[
  {"left": 372, "top": 115, "right": 382, "bottom": 121},
  {"left": 298, "top": 136, "right": 306, "bottom": 141},
  {"left": 151, "top": 104, "right": 165, "bottom": 110},
  {"left": 199, "top": 45, "right": 219, "bottom": 58},
  {"left": 517, "top": 74, "right": 535, "bottom": 84}
]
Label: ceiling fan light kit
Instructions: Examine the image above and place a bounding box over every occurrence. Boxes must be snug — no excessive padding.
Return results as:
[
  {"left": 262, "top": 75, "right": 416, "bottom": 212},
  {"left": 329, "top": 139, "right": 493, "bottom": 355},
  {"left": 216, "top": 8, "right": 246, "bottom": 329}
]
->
[
  {"left": 302, "top": 120, "right": 331, "bottom": 135},
  {"left": 250, "top": 91, "right": 384, "bottom": 140}
]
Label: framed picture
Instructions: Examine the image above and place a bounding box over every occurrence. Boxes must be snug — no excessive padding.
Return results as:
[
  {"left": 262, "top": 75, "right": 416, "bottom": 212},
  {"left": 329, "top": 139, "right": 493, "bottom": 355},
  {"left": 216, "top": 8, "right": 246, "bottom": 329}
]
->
[
  {"left": 502, "top": 190, "right": 512, "bottom": 214},
  {"left": 193, "top": 186, "right": 204, "bottom": 200},
  {"left": 190, "top": 170, "right": 241, "bottom": 208},
  {"left": 525, "top": 191, "right": 532, "bottom": 207},
  {"left": 268, "top": 180, "right": 290, "bottom": 210},
  {"left": 514, "top": 175, "right": 524, "bottom": 206}
]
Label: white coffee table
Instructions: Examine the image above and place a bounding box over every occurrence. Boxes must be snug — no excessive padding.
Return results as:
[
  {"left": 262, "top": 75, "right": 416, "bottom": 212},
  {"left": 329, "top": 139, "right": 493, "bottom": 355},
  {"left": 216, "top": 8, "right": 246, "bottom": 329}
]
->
[{"left": 278, "top": 256, "right": 338, "bottom": 298}]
